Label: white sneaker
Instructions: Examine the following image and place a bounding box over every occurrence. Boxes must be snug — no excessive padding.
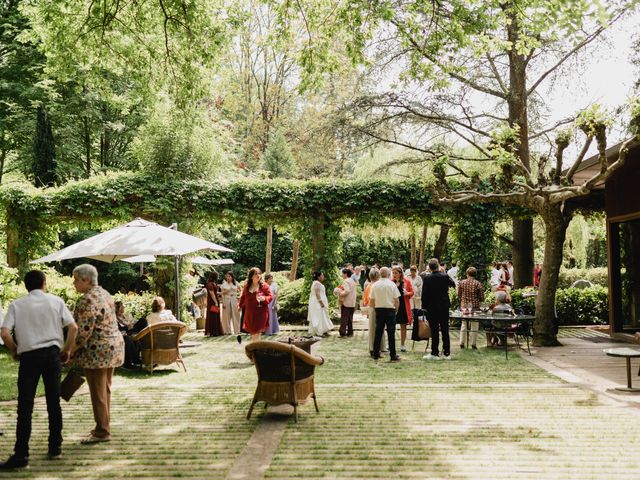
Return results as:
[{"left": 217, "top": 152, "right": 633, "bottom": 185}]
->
[
  {"left": 400, "top": 346, "right": 407, "bottom": 353},
  {"left": 443, "top": 355, "right": 452, "bottom": 361},
  {"left": 422, "top": 353, "right": 440, "bottom": 360}
]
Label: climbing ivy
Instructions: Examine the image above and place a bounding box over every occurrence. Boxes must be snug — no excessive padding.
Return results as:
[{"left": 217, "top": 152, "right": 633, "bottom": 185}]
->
[{"left": 450, "top": 203, "right": 499, "bottom": 285}]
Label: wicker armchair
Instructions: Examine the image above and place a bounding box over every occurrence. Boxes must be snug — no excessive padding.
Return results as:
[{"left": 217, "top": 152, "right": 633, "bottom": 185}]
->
[
  {"left": 245, "top": 341, "right": 324, "bottom": 422},
  {"left": 132, "top": 321, "right": 187, "bottom": 374}
]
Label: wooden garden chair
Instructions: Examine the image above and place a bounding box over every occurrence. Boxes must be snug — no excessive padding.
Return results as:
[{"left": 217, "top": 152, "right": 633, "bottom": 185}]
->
[
  {"left": 132, "top": 321, "right": 187, "bottom": 374},
  {"left": 245, "top": 341, "right": 324, "bottom": 422}
]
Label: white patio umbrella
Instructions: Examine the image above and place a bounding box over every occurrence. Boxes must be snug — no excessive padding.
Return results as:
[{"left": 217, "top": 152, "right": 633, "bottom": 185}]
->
[
  {"left": 121, "top": 255, "right": 235, "bottom": 266},
  {"left": 32, "top": 218, "right": 233, "bottom": 321},
  {"left": 191, "top": 256, "right": 235, "bottom": 266}
]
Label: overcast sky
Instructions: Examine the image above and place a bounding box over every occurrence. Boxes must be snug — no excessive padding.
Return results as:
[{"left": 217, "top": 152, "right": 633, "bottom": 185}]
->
[{"left": 536, "top": 10, "right": 638, "bottom": 157}]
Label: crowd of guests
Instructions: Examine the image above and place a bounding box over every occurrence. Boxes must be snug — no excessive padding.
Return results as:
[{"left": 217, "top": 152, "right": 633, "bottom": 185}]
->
[{"left": 308, "top": 257, "right": 519, "bottom": 361}]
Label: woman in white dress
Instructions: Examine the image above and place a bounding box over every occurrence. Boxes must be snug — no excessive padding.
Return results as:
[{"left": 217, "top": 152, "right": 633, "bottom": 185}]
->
[
  {"left": 220, "top": 271, "right": 241, "bottom": 334},
  {"left": 308, "top": 271, "right": 333, "bottom": 336}
]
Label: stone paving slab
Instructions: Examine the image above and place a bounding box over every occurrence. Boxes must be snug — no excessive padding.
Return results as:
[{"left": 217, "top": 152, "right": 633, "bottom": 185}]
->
[{"left": 526, "top": 331, "right": 640, "bottom": 405}]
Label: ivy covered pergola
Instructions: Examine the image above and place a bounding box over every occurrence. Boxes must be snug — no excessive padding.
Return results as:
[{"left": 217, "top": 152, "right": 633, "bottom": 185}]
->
[{"left": 1, "top": 172, "right": 507, "bottom": 338}]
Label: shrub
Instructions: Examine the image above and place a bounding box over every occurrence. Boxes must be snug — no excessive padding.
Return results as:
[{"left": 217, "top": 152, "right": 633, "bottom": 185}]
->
[
  {"left": 456, "top": 286, "right": 608, "bottom": 326},
  {"left": 558, "top": 268, "right": 607, "bottom": 288},
  {"left": 555, "top": 286, "right": 608, "bottom": 325},
  {"left": 113, "top": 291, "right": 156, "bottom": 321},
  {"left": 277, "top": 278, "right": 307, "bottom": 324}
]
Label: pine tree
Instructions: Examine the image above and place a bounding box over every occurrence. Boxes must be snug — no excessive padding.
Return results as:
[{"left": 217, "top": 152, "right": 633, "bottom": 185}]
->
[
  {"left": 261, "top": 130, "right": 296, "bottom": 178},
  {"left": 33, "top": 105, "right": 57, "bottom": 187}
]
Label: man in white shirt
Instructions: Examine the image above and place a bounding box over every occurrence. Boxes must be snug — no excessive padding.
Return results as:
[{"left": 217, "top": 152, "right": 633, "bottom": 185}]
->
[
  {"left": 490, "top": 263, "right": 502, "bottom": 291},
  {"left": 0, "top": 270, "right": 77, "bottom": 470},
  {"left": 447, "top": 262, "right": 459, "bottom": 285},
  {"left": 337, "top": 268, "right": 357, "bottom": 337},
  {"left": 369, "top": 267, "right": 401, "bottom": 361}
]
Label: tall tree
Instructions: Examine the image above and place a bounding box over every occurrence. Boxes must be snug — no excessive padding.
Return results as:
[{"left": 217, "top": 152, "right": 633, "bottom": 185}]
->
[
  {"left": 32, "top": 105, "right": 57, "bottom": 187},
  {"left": 283, "top": 0, "right": 639, "bottom": 344},
  {"left": 286, "top": 0, "right": 634, "bottom": 288}
]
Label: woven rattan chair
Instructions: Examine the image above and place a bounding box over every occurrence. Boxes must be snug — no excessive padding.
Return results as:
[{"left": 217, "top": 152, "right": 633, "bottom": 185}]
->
[
  {"left": 245, "top": 341, "right": 324, "bottom": 422},
  {"left": 132, "top": 321, "right": 187, "bottom": 374}
]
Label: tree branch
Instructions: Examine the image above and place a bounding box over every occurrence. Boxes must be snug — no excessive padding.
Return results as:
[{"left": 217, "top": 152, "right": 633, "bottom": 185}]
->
[
  {"left": 527, "top": 9, "right": 627, "bottom": 96},
  {"left": 565, "top": 136, "right": 593, "bottom": 181}
]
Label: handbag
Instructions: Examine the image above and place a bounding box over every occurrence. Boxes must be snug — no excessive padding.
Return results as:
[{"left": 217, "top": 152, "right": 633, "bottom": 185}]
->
[
  {"left": 417, "top": 312, "right": 431, "bottom": 339},
  {"left": 60, "top": 370, "right": 85, "bottom": 402},
  {"left": 209, "top": 305, "right": 220, "bottom": 313}
]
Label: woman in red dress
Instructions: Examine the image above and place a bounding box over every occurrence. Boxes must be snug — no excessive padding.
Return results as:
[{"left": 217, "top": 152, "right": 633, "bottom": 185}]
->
[
  {"left": 205, "top": 272, "right": 223, "bottom": 336},
  {"left": 238, "top": 267, "right": 273, "bottom": 342}
]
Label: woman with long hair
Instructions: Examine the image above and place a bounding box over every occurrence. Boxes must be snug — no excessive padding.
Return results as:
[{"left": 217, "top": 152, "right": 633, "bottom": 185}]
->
[
  {"left": 263, "top": 273, "right": 280, "bottom": 335},
  {"left": 391, "top": 265, "right": 414, "bottom": 352},
  {"left": 238, "top": 267, "right": 273, "bottom": 343},
  {"left": 205, "top": 272, "right": 223, "bottom": 337},
  {"left": 220, "top": 271, "right": 241, "bottom": 334},
  {"left": 307, "top": 271, "right": 333, "bottom": 336}
]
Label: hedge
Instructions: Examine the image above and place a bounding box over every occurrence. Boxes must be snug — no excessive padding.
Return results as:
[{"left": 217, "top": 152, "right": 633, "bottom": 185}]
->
[
  {"left": 558, "top": 268, "right": 608, "bottom": 288},
  {"left": 452, "top": 286, "right": 609, "bottom": 326},
  {"left": 509, "top": 287, "right": 608, "bottom": 325}
]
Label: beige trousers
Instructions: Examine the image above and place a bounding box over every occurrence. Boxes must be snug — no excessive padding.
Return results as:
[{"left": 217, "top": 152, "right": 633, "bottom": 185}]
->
[
  {"left": 368, "top": 307, "right": 387, "bottom": 352},
  {"left": 84, "top": 367, "right": 114, "bottom": 438},
  {"left": 459, "top": 321, "right": 479, "bottom": 347}
]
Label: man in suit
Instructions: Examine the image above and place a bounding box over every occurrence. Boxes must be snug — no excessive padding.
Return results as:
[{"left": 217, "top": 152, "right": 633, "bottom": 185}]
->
[{"left": 421, "top": 258, "right": 456, "bottom": 360}]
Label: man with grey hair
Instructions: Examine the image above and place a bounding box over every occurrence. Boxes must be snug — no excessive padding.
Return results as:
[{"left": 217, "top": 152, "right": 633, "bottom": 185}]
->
[
  {"left": 421, "top": 258, "right": 456, "bottom": 360},
  {"left": 369, "top": 267, "right": 401, "bottom": 361},
  {"left": 492, "top": 291, "right": 513, "bottom": 313},
  {"left": 69, "top": 264, "right": 123, "bottom": 444}
]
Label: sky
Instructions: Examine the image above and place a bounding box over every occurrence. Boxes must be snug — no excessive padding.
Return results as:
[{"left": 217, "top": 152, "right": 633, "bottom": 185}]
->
[{"left": 545, "top": 10, "right": 639, "bottom": 151}]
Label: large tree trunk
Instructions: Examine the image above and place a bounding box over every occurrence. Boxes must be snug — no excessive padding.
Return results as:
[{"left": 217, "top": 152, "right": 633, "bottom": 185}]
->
[
  {"left": 507, "top": 8, "right": 534, "bottom": 288},
  {"left": 534, "top": 205, "right": 569, "bottom": 346},
  {"left": 432, "top": 224, "right": 449, "bottom": 260}
]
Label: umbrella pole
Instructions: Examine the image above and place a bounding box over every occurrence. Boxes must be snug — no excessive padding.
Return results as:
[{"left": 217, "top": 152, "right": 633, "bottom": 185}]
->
[{"left": 175, "top": 255, "right": 181, "bottom": 322}]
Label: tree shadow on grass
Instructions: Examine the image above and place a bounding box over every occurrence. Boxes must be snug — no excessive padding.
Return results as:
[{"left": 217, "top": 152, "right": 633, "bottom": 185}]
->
[{"left": 115, "top": 367, "right": 177, "bottom": 379}]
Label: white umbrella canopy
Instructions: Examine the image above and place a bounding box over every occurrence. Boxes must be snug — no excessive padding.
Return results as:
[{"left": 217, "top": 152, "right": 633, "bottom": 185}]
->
[
  {"left": 32, "top": 218, "right": 233, "bottom": 264},
  {"left": 120, "top": 255, "right": 234, "bottom": 266},
  {"left": 191, "top": 256, "right": 234, "bottom": 266}
]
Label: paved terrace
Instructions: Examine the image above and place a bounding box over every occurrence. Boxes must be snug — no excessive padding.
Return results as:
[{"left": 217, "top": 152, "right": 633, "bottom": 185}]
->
[{"left": 0, "top": 325, "right": 639, "bottom": 479}]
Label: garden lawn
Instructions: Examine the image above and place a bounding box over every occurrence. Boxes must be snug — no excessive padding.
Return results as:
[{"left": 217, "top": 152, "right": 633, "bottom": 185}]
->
[{"left": 0, "top": 329, "right": 638, "bottom": 479}]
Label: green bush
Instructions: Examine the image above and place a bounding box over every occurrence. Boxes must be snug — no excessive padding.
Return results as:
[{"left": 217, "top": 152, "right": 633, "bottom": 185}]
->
[
  {"left": 277, "top": 278, "right": 307, "bottom": 324},
  {"left": 510, "top": 286, "right": 608, "bottom": 325},
  {"left": 113, "top": 291, "right": 156, "bottom": 321},
  {"left": 555, "top": 286, "right": 608, "bottom": 325},
  {"left": 558, "top": 268, "right": 607, "bottom": 288},
  {"left": 454, "top": 285, "right": 608, "bottom": 326}
]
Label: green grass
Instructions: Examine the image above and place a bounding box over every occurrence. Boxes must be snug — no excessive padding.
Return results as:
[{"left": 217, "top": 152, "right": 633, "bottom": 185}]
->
[
  {"left": 315, "top": 330, "right": 556, "bottom": 384},
  {"left": 0, "top": 326, "right": 635, "bottom": 480},
  {"left": 0, "top": 348, "right": 45, "bottom": 401}
]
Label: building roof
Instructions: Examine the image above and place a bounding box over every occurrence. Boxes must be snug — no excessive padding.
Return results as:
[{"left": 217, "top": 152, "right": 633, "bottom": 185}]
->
[{"left": 572, "top": 138, "right": 640, "bottom": 188}]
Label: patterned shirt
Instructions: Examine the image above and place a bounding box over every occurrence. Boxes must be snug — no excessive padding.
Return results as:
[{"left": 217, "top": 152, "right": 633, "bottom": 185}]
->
[
  {"left": 457, "top": 278, "right": 484, "bottom": 309},
  {"left": 73, "top": 286, "right": 124, "bottom": 369}
]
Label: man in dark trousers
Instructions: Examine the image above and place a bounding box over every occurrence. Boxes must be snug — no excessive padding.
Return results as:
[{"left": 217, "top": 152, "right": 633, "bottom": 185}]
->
[
  {"left": 0, "top": 270, "right": 78, "bottom": 469},
  {"left": 421, "top": 258, "right": 456, "bottom": 360}
]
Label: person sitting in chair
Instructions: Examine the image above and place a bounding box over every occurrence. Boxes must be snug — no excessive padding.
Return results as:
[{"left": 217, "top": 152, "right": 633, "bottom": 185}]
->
[{"left": 146, "top": 297, "right": 177, "bottom": 325}]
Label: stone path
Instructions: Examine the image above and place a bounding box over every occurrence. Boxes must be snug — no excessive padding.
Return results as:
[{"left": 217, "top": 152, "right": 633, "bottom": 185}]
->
[{"left": 1, "top": 326, "right": 639, "bottom": 479}]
